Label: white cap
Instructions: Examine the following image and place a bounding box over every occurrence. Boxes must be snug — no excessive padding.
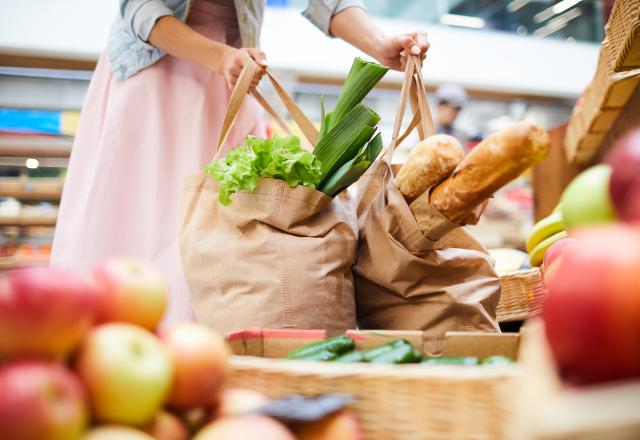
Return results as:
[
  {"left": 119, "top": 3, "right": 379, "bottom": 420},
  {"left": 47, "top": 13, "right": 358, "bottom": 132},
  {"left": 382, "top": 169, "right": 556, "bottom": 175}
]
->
[{"left": 435, "top": 83, "right": 468, "bottom": 107}]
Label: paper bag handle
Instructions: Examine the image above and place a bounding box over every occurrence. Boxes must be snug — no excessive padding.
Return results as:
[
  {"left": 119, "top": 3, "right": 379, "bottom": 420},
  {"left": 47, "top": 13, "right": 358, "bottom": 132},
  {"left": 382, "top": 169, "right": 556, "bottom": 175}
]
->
[
  {"left": 214, "top": 59, "right": 319, "bottom": 160},
  {"left": 383, "top": 55, "right": 436, "bottom": 162}
]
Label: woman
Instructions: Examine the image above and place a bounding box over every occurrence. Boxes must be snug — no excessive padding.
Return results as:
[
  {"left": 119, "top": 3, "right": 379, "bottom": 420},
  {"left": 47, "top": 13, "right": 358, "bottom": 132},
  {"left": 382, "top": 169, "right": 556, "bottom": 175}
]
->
[{"left": 51, "top": 0, "right": 429, "bottom": 325}]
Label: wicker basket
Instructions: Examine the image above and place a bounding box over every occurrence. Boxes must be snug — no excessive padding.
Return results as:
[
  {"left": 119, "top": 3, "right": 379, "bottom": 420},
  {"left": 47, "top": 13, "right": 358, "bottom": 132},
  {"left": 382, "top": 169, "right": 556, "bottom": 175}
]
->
[
  {"left": 227, "top": 330, "right": 522, "bottom": 440},
  {"left": 605, "top": 0, "right": 640, "bottom": 71},
  {"left": 564, "top": 39, "right": 640, "bottom": 163},
  {"left": 497, "top": 268, "right": 545, "bottom": 323}
]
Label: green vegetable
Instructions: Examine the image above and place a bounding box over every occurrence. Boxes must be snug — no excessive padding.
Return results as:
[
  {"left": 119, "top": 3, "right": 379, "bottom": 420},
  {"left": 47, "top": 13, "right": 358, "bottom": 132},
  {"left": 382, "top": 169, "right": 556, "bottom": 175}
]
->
[
  {"left": 319, "top": 133, "right": 383, "bottom": 196},
  {"left": 369, "top": 344, "right": 422, "bottom": 364},
  {"left": 293, "top": 350, "right": 338, "bottom": 361},
  {"left": 321, "top": 58, "right": 389, "bottom": 137},
  {"left": 481, "top": 355, "right": 514, "bottom": 366},
  {"left": 361, "top": 339, "right": 410, "bottom": 362},
  {"left": 285, "top": 335, "right": 355, "bottom": 360},
  {"left": 313, "top": 104, "right": 380, "bottom": 185},
  {"left": 204, "top": 135, "right": 321, "bottom": 205},
  {"left": 333, "top": 350, "right": 365, "bottom": 363},
  {"left": 314, "top": 57, "right": 388, "bottom": 196},
  {"left": 421, "top": 357, "right": 479, "bottom": 366}
]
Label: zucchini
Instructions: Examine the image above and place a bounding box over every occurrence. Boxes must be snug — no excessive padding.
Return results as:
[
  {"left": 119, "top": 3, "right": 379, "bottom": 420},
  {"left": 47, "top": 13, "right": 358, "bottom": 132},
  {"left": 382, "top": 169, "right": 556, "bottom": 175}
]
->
[
  {"left": 361, "top": 339, "right": 410, "bottom": 362},
  {"left": 333, "top": 350, "right": 365, "bottom": 363},
  {"left": 294, "top": 350, "right": 338, "bottom": 361},
  {"left": 421, "top": 356, "right": 479, "bottom": 366},
  {"left": 369, "top": 343, "right": 422, "bottom": 364},
  {"left": 481, "top": 355, "right": 513, "bottom": 366},
  {"left": 285, "top": 335, "right": 355, "bottom": 360}
]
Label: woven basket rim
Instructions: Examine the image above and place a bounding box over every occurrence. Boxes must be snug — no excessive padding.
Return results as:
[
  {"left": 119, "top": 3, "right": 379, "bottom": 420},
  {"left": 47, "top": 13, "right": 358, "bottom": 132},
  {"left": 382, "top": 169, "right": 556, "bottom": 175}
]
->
[
  {"left": 230, "top": 355, "right": 521, "bottom": 381},
  {"left": 500, "top": 267, "right": 541, "bottom": 279}
]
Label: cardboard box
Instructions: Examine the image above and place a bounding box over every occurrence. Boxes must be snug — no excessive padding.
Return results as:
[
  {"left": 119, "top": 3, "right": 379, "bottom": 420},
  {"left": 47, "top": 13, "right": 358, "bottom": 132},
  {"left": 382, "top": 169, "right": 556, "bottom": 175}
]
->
[{"left": 227, "top": 328, "right": 520, "bottom": 360}]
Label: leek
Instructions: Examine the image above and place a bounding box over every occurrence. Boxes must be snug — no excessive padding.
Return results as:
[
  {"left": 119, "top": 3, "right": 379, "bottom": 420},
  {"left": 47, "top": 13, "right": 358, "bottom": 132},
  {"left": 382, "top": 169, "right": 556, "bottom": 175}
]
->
[
  {"left": 314, "top": 104, "right": 380, "bottom": 184},
  {"left": 319, "top": 133, "right": 383, "bottom": 196},
  {"left": 321, "top": 58, "right": 389, "bottom": 137},
  {"left": 313, "top": 58, "right": 388, "bottom": 196}
]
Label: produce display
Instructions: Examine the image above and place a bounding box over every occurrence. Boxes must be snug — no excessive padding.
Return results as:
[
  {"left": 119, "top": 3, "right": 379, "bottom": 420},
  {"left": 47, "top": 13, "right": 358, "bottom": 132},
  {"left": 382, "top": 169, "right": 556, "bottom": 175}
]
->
[
  {"left": 539, "top": 128, "right": 640, "bottom": 386},
  {"left": 284, "top": 336, "right": 515, "bottom": 366},
  {"left": 206, "top": 58, "right": 388, "bottom": 204},
  {"left": 0, "top": 259, "right": 359, "bottom": 440}
]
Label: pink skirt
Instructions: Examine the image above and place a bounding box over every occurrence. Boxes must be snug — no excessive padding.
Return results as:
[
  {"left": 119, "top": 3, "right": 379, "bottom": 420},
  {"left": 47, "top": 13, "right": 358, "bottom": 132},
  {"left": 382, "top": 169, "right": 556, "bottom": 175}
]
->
[{"left": 51, "top": 0, "right": 265, "bottom": 326}]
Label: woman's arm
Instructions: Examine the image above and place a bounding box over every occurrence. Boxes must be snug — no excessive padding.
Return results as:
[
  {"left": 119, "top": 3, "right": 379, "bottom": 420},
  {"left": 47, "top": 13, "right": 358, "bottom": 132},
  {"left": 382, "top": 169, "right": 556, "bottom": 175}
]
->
[
  {"left": 329, "top": 7, "right": 429, "bottom": 71},
  {"left": 148, "top": 16, "right": 266, "bottom": 87}
]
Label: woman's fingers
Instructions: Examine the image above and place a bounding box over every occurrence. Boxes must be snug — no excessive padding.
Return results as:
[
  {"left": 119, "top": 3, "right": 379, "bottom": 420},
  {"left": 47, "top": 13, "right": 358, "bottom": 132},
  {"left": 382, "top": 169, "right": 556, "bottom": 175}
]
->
[
  {"left": 397, "top": 34, "right": 420, "bottom": 56},
  {"left": 246, "top": 48, "right": 268, "bottom": 67},
  {"left": 224, "top": 47, "right": 268, "bottom": 88},
  {"left": 413, "top": 31, "right": 430, "bottom": 54}
]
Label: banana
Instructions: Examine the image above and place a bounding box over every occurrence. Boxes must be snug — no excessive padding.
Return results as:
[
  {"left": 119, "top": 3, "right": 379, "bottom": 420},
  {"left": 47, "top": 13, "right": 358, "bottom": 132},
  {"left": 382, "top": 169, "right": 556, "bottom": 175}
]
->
[
  {"left": 526, "top": 211, "right": 565, "bottom": 253},
  {"left": 552, "top": 202, "right": 563, "bottom": 214},
  {"left": 529, "top": 230, "right": 568, "bottom": 267}
]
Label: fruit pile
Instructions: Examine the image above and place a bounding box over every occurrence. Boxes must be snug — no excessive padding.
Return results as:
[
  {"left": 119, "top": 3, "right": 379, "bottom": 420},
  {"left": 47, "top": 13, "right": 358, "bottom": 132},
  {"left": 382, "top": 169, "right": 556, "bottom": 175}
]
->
[
  {"left": 0, "top": 258, "right": 361, "bottom": 440},
  {"left": 539, "top": 128, "right": 640, "bottom": 385}
]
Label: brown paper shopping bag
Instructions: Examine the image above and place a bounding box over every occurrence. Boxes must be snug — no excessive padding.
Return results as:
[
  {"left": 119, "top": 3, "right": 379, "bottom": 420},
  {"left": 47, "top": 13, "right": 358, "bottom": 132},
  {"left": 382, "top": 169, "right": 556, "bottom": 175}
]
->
[
  {"left": 180, "top": 61, "right": 357, "bottom": 335},
  {"left": 353, "top": 56, "right": 500, "bottom": 352}
]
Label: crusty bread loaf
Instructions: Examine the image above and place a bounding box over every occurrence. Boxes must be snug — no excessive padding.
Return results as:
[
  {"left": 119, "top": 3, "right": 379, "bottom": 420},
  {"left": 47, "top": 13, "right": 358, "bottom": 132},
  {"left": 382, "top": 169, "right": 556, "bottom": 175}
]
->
[
  {"left": 430, "top": 121, "right": 550, "bottom": 223},
  {"left": 395, "top": 134, "right": 464, "bottom": 202}
]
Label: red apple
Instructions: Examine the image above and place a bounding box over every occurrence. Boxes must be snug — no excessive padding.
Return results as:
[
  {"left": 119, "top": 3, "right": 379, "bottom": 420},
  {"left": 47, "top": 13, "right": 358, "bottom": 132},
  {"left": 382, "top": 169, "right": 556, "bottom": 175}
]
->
[
  {"left": 75, "top": 323, "right": 174, "bottom": 425},
  {"left": 0, "top": 360, "right": 88, "bottom": 440},
  {"left": 542, "top": 237, "right": 577, "bottom": 283},
  {"left": 543, "top": 224, "right": 640, "bottom": 384},
  {"left": 89, "top": 257, "right": 167, "bottom": 330},
  {"left": 159, "top": 322, "right": 230, "bottom": 409},
  {"left": 215, "top": 388, "right": 269, "bottom": 418},
  {"left": 193, "top": 415, "right": 295, "bottom": 440},
  {"left": 146, "top": 410, "right": 189, "bottom": 440},
  {"left": 293, "top": 411, "right": 363, "bottom": 440},
  {"left": 84, "top": 426, "right": 155, "bottom": 440},
  {"left": 0, "top": 267, "right": 96, "bottom": 360},
  {"left": 606, "top": 128, "right": 640, "bottom": 222}
]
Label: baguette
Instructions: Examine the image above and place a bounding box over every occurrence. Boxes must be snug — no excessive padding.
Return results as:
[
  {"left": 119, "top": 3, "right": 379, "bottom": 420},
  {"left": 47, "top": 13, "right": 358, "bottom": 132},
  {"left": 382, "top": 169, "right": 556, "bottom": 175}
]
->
[
  {"left": 430, "top": 121, "right": 550, "bottom": 223},
  {"left": 395, "top": 134, "right": 464, "bottom": 202}
]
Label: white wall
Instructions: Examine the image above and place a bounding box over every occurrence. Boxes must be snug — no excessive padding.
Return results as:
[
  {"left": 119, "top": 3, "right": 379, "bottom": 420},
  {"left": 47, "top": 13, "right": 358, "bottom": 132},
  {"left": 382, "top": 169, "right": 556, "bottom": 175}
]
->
[{"left": 1, "top": 0, "right": 599, "bottom": 99}]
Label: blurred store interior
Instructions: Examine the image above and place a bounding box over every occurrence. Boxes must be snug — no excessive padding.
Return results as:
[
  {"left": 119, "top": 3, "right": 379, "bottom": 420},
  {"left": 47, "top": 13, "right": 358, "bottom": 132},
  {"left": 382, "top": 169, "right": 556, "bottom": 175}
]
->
[{"left": 0, "top": 0, "right": 609, "bottom": 266}]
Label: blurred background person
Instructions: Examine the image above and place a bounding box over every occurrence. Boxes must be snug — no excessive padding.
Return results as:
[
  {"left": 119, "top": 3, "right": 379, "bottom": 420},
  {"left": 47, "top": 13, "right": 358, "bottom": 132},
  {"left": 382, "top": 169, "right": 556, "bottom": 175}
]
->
[{"left": 435, "top": 83, "right": 470, "bottom": 147}]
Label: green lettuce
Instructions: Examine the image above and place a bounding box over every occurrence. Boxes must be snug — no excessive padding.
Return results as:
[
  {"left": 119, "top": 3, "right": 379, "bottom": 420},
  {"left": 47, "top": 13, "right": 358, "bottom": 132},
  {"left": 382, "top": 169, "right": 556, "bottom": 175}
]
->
[{"left": 204, "top": 135, "right": 322, "bottom": 205}]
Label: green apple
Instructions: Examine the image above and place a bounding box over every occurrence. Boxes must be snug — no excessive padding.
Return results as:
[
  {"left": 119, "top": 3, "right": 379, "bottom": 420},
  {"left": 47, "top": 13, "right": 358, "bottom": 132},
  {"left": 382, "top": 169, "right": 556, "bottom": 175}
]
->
[
  {"left": 75, "top": 323, "right": 173, "bottom": 425},
  {"left": 561, "top": 165, "right": 616, "bottom": 229}
]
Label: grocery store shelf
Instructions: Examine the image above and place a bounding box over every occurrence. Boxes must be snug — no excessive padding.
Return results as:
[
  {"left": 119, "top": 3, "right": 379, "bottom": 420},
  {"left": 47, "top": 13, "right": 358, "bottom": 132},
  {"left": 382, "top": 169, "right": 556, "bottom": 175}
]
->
[
  {"left": 0, "top": 178, "right": 63, "bottom": 201},
  {"left": 0, "top": 216, "right": 57, "bottom": 227},
  {"left": 0, "top": 190, "right": 62, "bottom": 201},
  {"left": 0, "top": 134, "right": 72, "bottom": 158},
  {"left": 0, "top": 257, "right": 49, "bottom": 271}
]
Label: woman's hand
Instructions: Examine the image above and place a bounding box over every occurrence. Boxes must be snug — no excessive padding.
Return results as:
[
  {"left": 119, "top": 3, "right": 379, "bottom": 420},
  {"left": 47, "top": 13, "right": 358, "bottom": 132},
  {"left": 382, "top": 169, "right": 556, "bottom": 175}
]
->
[
  {"left": 148, "top": 17, "right": 267, "bottom": 89},
  {"left": 329, "top": 7, "right": 429, "bottom": 72},
  {"left": 373, "top": 32, "right": 429, "bottom": 71},
  {"left": 220, "top": 47, "right": 267, "bottom": 89}
]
